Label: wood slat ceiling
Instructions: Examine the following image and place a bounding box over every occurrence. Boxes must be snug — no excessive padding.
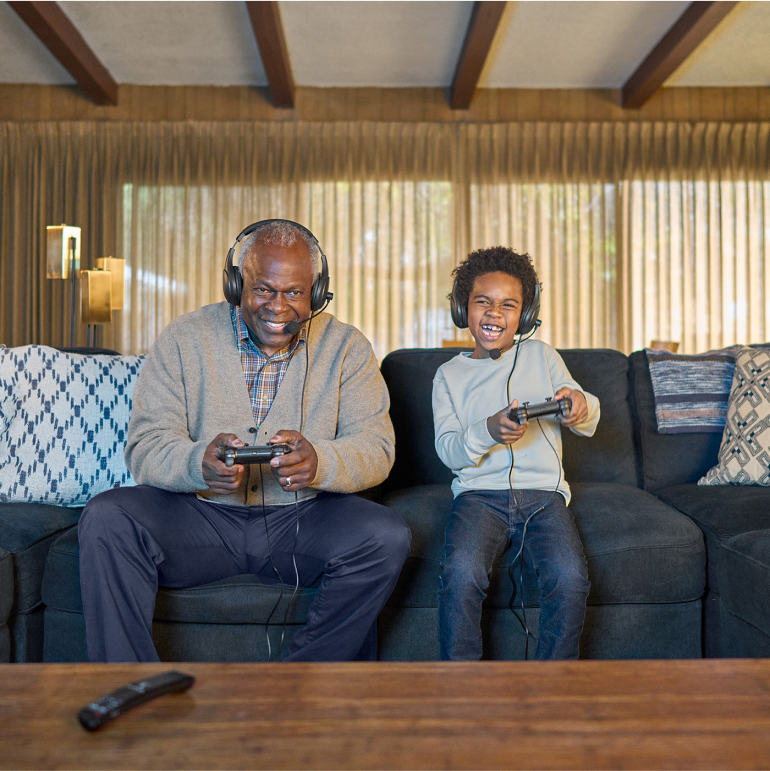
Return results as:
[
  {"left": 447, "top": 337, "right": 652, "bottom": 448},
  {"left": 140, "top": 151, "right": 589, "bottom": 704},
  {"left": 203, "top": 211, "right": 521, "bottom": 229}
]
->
[{"left": 0, "top": 0, "right": 762, "bottom": 112}]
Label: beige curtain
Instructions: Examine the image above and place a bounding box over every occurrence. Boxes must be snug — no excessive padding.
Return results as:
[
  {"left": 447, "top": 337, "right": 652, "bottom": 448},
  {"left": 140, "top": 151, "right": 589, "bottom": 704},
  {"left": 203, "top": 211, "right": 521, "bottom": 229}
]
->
[
  {"left": 2, "top": 120, "right": 769, "bottom": 357},
  {"left": 1, "top": 122, "right": 456, "bottom": 358},
  {"left": 464, "top": 122, "right": 770, "bottom": 353},
  {"left": 617, "top": 123, "right": 770, "bottom": 353},
  {"left": 0, "top": 123, "right": 122, "bottom": 349}
]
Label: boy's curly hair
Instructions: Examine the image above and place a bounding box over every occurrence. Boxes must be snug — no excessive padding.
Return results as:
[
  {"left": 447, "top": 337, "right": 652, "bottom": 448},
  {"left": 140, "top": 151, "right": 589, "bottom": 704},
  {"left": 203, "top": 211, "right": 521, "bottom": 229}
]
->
[{"left": 450, "top": 246, "right": 540, "bottom": 311}]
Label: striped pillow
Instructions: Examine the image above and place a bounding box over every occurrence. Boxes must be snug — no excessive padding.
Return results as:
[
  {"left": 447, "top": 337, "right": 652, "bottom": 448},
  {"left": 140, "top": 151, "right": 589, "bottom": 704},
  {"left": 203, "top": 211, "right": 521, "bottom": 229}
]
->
[{"left": 647, "top": 346, "right": 747, "bottom": 434}]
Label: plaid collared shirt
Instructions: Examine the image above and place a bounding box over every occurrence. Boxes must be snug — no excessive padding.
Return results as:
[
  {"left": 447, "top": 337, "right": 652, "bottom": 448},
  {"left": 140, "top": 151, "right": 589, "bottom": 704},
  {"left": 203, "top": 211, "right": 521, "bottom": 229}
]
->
[{"left": 231, "top": 306, "right": 307, "bottom": 427}]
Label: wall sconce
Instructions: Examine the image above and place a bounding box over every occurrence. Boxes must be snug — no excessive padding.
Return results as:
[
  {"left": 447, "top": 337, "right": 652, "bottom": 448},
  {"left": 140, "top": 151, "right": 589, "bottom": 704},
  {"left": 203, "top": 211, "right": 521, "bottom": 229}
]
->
[{"left": 46, "top": 224, "right": 81, "bottom": 346}]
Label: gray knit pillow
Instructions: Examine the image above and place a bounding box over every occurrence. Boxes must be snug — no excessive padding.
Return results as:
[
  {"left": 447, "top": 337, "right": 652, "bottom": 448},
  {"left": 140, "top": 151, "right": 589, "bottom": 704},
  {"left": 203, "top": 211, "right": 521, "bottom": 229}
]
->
[{"left": 699, "top": 346, "right": 770, "bottom": 486}]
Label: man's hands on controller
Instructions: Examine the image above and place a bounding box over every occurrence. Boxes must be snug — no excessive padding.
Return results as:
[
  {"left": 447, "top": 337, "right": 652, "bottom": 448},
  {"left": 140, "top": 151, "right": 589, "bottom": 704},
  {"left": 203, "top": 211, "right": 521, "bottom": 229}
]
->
[
  {"left": 487, "top": 399, "right": 528, "bottom": 445},
  {"left": 203, "top": 433, "right": 247, "bottom": 495},
  {"left": 555, "top": 387, "right": 588, "bottom": 427},
  {"left": 268, "top": 430, "right": 318, "bottom": 492},
  {"left": 203, "top": 431, "right": 318, "bottom": 495}
]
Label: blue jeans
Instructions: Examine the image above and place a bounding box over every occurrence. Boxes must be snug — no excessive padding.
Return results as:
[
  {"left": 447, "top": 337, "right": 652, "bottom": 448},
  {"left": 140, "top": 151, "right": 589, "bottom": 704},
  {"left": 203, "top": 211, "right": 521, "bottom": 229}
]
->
[{"left": 438, "top": 489, "right": 590, "bottom": 660}]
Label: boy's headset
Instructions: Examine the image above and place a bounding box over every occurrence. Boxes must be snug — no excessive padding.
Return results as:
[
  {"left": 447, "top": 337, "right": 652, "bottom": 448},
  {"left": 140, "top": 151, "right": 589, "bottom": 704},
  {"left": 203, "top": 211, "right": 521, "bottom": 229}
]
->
[
  {"left": 450, "top": 276, "right": 541, "bottom": 337},
  {"left": 222, "top": 219, "right": 332, "bottom": 314}
]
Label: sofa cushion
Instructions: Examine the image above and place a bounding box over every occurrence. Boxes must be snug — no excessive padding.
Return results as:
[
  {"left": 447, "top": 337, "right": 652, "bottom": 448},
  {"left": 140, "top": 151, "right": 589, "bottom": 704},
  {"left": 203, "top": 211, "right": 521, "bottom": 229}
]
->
[
  {"left": 42, "top": 527, "right": 317, "bottom": 624},
  {"left": 629, "top": 351, "right": 723, "bottom": 492},
  {"left": 655, "top": 484, "right": 770, "bottom": 541},
  {"left": 381, "top": 349, "right": 460, "bottom": 492},
  {"left": 381, "top": 347, "right": 637, "bottom": 493},
  {"left": 558, "top": 350, "right": 637, "bottom": 486},
  {"left": 381, "top": 482, "right": 704, "bottom": 609},
  {"left": 699, "top": 347, "right": 770, "bottom": 486},
  {"left": 0, "top": 501, "right": 81, "bottom": 613},
  {"left": 0, "top": 345, "right": 144, "bottom": 506},
  {"left": 568, "top": 482, "right": 705, "bottom": 604},
  {"left": 717, "top": 530, "right": 770, "bottom": 637}
]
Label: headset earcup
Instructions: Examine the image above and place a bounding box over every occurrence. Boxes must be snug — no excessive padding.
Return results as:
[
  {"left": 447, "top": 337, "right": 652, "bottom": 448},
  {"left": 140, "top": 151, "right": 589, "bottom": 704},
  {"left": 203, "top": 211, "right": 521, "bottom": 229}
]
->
[
  {"left": 225, "top": 266, "right": 243, "bottom": 307},
  {"left": 310, "top": 253, "right": 331, "bottom": 312},
  {"left": 517, "top": 282, "right": 541, "bottom": 335},
  {"left": 450, "top": 283, "right": 468, "bottom": 329},
  {"left": 222, "top": 247, "right": 243, "bottom": 307}
]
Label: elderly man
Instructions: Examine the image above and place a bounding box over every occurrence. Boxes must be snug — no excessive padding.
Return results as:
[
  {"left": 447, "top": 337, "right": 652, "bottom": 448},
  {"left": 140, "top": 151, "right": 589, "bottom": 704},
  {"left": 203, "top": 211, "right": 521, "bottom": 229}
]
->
[{"left": 78, "top": 219, "right": 411, "bottom": 662}]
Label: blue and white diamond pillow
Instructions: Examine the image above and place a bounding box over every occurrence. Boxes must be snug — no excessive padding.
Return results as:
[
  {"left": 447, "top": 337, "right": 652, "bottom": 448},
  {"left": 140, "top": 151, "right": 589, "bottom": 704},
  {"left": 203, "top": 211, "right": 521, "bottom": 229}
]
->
[{"left": 0, "top": 345, "right": 145, "bottom": 506}]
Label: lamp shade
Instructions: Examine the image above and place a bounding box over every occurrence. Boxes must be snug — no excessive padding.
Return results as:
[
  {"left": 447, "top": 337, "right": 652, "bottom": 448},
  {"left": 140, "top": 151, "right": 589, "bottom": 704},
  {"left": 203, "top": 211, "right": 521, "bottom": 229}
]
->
[
  {"left": 46, "top": 225, "right": 81, "bottom": 279},
  {"left": 96, "top": 257, "right": 125, "bottom": 310},
  {"left": 80, "top": 270, "right": 112, "bottom": 324}
]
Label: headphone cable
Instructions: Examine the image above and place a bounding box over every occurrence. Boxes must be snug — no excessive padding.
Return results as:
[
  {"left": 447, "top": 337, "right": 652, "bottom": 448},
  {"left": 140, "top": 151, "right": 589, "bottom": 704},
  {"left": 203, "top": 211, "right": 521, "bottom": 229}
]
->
[
  {"left": 275, "top": 312, "right": 315, "bottom": 659},
  {"left": 503, "top": 325, "right": 562, "bottom": 659},
  {"left": 507, "top": 424, "right": 562, "bottom": 659},
  {"left": 259, "top": 463, "right": 284, "bottom": 661}
]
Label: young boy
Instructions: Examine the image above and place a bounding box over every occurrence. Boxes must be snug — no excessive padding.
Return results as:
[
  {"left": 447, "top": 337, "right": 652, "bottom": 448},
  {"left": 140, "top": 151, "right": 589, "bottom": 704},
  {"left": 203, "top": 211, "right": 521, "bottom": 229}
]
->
[{"left": 433, "top": 247, "right": 600, "bottom": 660}]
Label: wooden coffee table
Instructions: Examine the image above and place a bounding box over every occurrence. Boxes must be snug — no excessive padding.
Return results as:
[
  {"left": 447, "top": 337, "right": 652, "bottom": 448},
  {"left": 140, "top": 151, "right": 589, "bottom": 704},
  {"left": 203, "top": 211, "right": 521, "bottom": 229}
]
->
[{"left": 2, "top": 660, "right": 770, "bottom": 769}]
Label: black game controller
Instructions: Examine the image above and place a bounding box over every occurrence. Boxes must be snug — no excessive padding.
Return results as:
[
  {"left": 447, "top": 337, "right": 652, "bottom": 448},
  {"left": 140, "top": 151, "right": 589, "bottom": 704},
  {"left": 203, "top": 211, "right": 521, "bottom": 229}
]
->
[
  {"left": 222, "top": 443, "right": 291, "bottom": 467},
  {"left": 508, "top": 397, "right": 572, "bottom": 425}
]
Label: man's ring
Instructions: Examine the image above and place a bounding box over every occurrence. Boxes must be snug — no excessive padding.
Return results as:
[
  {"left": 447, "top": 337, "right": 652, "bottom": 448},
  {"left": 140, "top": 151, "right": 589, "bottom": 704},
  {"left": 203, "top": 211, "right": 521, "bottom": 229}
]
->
[{"left": 285, "top": 476, "right": 291, "bottom": 487}]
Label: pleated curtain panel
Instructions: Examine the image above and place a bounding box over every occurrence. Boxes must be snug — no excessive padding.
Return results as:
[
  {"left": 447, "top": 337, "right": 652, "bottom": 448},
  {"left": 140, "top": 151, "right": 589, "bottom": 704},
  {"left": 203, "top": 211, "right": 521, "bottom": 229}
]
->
[{"left": 2, "top": 121, "right": 770, "bottom": 358}]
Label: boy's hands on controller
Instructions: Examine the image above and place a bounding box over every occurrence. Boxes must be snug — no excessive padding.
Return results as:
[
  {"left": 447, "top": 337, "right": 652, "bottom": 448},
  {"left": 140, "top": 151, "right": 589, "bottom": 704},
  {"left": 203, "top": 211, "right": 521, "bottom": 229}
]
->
[
  {"left": 487, "top": 399, "right": 529, "bottom": 445},
  {"left": 202, "top": 433, "right": 247, "bottom": 495},
  {"left": 555, "top": 387, "right": 588, "bottom": 427},
  {"left": 268, "top": 430, "right": 318, "bottom": 492}
]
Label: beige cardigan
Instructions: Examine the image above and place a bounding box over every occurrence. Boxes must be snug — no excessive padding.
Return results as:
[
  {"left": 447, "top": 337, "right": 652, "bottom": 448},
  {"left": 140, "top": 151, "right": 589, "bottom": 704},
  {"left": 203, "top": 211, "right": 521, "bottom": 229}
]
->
[{"left": 125, "top": 302, "right": 395, "bottom": 506}]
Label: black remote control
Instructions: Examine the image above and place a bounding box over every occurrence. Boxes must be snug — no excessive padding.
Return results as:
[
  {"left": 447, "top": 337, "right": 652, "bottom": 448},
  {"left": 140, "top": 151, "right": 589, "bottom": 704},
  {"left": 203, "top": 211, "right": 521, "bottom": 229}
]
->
[
  {"left": 77, "top": 670, "right": 195, "bottom": 732},
  {"left": 222, "top": 443, "right": 291, "bottom": 467},
  {"left": 509, "top": 396, "right": 572, "bottom": 425}
]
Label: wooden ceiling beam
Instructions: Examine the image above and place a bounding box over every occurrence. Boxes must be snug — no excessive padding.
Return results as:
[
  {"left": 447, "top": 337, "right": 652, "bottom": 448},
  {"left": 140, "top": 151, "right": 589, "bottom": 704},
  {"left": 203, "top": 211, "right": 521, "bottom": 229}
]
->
[
  {"left": 8, "top": 1, "right": 117, "bottom": 106},
  {"left": 450, "top": 1, "right": 506, "bottom": 110},
  {"left": 246, "top": 1, "right": 295, "bottom": 109},
  {"left": 622, "top": 1, "right": 738, "bottom": 109}
]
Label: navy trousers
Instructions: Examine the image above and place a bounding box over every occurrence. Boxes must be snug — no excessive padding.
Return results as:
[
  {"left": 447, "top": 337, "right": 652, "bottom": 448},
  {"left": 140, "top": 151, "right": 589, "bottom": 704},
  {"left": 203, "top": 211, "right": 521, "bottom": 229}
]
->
[
  {"left": 438, "top": 489, "right": 590, "bottom": 660},
  {"left": 78, "top": 485, "right": 411, "bottom": 663}
]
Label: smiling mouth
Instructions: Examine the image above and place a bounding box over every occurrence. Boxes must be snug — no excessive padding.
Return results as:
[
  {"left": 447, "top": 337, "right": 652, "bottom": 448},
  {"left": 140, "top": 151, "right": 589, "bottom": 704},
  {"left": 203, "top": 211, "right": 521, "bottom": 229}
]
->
[
  {"left": 479, "top": 324, "right": 505, "bottom": 341},
  {"left": 261, "top": 318, "right": 289, "bottom": 332}
]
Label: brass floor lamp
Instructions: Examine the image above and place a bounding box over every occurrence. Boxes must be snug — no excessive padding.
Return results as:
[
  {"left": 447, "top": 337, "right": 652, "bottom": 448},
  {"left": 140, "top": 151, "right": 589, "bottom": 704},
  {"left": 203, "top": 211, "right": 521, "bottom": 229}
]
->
[
  {"left": 46, "top": 224, "right": 81, "bottom": 347},
  {"left": 81, "top": 258, "right": 125, "bottom": 347},
  {"left": 46, "top": 225, "right": 125, "bottom": 348}
]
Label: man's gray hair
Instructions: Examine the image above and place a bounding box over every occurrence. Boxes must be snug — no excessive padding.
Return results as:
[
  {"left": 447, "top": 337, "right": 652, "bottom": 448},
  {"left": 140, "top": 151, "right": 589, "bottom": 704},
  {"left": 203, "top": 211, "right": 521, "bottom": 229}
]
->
[{"left": 238, "top": 221, "right": 322, "bottom": 278}]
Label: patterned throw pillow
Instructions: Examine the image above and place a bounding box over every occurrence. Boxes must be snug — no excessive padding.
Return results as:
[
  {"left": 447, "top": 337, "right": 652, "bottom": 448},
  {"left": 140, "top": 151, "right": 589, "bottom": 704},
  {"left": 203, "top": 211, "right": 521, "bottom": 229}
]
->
[
  {"left": 0, "top": 345, "right": 145, "bottom": 506},
  {"left": 699, "top": 346, "right": 770, "bottom": 486}
]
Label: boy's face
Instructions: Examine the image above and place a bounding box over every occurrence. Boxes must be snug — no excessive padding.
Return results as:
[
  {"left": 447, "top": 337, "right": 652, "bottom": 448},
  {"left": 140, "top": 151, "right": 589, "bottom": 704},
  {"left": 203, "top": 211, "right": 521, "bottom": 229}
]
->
[{"left": 467, "top": 271, "right": 523, "bottom": 360}]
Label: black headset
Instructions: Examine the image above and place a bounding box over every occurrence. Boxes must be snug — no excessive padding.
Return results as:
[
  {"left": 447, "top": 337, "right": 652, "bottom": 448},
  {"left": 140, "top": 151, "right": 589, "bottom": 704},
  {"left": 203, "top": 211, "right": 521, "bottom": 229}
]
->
[
  {"left": 450, "top": 275, "right": 541, "bottom": 336},
  {"left": 222, "top": 219, "right": 331, "bottom": 311}
]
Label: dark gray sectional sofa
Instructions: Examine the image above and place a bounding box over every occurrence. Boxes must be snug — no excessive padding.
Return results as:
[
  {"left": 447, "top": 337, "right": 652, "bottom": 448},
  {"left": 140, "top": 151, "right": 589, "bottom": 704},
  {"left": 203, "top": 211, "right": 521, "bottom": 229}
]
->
[{"left": 0, "top": 345, "right": 767, "bottom": 662}]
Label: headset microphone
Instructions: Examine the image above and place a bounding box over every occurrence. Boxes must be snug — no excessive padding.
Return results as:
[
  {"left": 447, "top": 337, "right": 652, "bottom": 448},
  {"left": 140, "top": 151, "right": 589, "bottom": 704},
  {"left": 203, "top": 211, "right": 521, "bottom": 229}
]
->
[
  {"left": 283, "top": 294, "right": 334, "bottom": 335},
  {"left": 283, "top": 319, "right": 303, "bottom": 336},
  {"left": 490, "top": 348, "right": 502, "bottom": 360}
]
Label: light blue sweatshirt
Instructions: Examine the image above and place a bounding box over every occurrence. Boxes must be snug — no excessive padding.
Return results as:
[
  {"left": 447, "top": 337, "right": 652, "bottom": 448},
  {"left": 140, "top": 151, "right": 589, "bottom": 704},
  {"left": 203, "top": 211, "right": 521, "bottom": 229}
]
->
[{"left": 432, "top": 339, "right": 600, "bottom": 504}]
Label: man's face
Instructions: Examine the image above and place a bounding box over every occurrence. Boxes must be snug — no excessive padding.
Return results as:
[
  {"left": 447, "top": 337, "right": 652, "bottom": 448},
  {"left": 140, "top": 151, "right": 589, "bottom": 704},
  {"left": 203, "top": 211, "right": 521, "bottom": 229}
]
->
[
  {"left": 467, "top": 271, "right": 524, "bottom": 359},
  {"left": 239, "top": 237, "right": 315, "bottom": 358}
]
